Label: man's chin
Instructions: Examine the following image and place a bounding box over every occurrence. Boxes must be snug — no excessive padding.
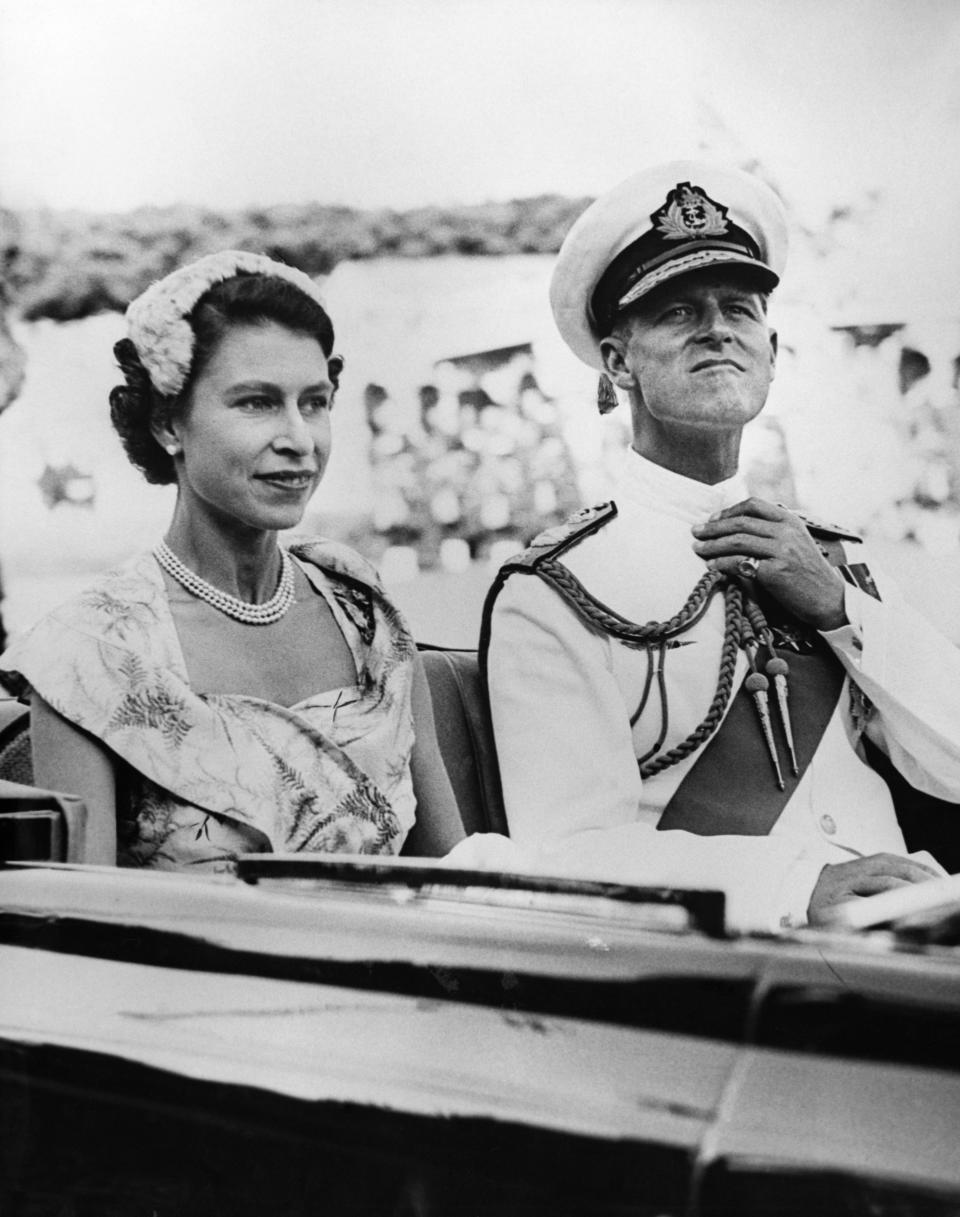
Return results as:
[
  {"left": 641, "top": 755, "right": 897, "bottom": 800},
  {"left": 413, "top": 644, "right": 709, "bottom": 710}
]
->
[
  {"left": 706, "top": 390, "right": 767, "bottom": 424},
  {"left": 672, "top": 403, "right": 765, "bottom": 430}
]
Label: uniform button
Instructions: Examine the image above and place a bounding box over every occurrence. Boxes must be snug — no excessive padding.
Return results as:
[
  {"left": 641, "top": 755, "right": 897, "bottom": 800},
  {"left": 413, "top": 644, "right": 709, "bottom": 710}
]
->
[{"left": 820, "top": 814, "right": 837, "bottom": 835}]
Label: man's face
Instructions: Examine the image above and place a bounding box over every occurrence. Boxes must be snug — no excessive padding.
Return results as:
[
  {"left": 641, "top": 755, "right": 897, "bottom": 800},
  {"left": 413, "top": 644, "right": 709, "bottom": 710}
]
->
[{"left": 603, "top": 269, "right": 777, "bottom": 435}]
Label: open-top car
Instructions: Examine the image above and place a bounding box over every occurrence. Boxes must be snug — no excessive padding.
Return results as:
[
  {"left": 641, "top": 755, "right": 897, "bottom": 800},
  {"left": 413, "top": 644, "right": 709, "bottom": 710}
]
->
[{"left": 1, "top": 651, "right": 959, "bottom": 1217}]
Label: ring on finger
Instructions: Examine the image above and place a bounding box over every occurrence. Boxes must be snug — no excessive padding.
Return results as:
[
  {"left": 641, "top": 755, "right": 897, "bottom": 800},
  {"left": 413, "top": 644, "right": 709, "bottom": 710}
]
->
[{"left": 737, "top": 556, "right": 761, "bottom": 579}]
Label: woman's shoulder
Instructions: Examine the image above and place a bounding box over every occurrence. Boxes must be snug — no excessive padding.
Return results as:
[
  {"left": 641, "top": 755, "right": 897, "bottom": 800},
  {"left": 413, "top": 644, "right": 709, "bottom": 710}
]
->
[
  {"left": 287, "top": 537, "right": 413, "bottom": 653},
  {"left": 0, "top": 549, "right": 169, "bottom": 702},
  {"left": 3, "top": 550, "right": 164, "bottom": 661},
  {"left": 47, "top": 551, "right": 164, "bottom": 630},
  {"left": 286, "top": 536, "right": 384, "bottom": 593}
]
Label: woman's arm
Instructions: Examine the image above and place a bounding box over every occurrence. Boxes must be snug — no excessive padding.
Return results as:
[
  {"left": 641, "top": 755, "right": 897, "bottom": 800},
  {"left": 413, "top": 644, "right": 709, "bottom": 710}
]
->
[
  {"left": 402, "top": 652, "right": 466, "bottom": 856},
  {"left": 31, "top": 694, "right": 117, "bottom": 864}
]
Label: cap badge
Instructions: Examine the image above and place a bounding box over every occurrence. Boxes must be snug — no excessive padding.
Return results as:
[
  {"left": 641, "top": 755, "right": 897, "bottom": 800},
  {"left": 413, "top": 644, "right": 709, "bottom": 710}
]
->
[{"left": 653, "top": 183, "right": 729, "bottom": 241}]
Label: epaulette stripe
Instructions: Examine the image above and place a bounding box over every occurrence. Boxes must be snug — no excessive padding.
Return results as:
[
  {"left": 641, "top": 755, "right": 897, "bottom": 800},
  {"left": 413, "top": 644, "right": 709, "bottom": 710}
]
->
[
  {"left": 792, "top": 508, "right": 862, "bottom": 544},
  {"left": 529, "top": 501, "right": 618, "bottom": 567},
  {"left": 805, "top": 523, "right": 863, "bottom": 544},
  {"left": 548, "top": 500, "right": 617, "bottom": 560}
]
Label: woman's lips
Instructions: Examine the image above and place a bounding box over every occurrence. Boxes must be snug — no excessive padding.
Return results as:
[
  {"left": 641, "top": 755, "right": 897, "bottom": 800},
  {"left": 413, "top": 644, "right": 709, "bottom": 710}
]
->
[{"left": 256, "top": 470, "right": 316, "bottom": 490}]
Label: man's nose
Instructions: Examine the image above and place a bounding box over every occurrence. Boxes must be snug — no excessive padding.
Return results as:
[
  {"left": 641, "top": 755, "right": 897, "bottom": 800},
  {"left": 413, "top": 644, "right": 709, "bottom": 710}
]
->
[{"left": 696, "top": 301, "right": 733, "bottom": 341}]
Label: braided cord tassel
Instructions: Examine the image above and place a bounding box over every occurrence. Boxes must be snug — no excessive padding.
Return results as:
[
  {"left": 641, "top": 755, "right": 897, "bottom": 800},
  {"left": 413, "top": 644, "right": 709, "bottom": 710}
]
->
[
  {"left": 639, "top": 580, "right": 744, "bottom": 778},
  {"left": 541, "top": 559, "right": 725, "bottom": 646},
  {"left": 743, "top": 589, "right": 799, "bottom": 776},
  {"left": 536, "top": 557, "right": 782, "bottom": 784},
  {"left": 738, "top": 609, "right": 786, "bottom": 790}
]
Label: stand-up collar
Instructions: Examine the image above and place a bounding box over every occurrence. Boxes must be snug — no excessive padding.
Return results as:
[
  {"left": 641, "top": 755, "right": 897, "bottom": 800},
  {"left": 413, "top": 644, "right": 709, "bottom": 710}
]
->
[{"left": 616, "top": 447, "right": 749, "bottom": 526}]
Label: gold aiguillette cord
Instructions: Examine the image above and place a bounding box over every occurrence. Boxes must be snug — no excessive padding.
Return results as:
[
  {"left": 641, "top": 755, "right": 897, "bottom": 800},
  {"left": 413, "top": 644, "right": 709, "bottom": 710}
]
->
[
  {"left": 741, "top": 641, "right": 785, "bottom": 790},
  {"left": 741, "top": 593, "right": 798, "bottom": 782}
]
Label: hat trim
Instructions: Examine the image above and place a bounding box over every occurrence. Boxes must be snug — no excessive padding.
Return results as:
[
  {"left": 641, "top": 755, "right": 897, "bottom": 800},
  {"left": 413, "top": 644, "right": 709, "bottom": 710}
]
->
[
  {"left": 618, "top": 248, "right": 779, "bottom": 311},
  {"left": 637, "top": 237, "right": 759, "bottom": 278},
  {"left": 126, "top": 250, "right": 328, "bottom": 398}
]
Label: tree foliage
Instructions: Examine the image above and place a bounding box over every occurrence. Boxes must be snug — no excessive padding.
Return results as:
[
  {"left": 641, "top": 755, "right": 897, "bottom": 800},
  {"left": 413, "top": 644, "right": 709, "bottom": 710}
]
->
[{"left": 0, "top": 196, "right": 592, "bottom": 322}]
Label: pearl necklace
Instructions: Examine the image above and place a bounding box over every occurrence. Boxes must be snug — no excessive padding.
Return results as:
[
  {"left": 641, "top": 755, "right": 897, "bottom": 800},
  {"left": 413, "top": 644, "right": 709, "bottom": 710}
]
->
[{"left": 154, "top": 541, "right": 295, "bottom": 625}]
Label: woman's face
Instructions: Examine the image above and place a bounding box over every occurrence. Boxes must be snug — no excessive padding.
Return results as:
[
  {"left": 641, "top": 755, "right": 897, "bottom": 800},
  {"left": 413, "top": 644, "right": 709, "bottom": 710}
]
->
[{"left": 166, "top": 321, "right": 334, "bottom": 536}]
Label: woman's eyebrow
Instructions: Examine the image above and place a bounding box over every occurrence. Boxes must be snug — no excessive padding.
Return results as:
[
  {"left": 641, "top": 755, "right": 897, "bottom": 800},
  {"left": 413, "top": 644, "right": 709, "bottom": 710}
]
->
[
  {"left": 226, "top": 380, "right": 280, "bottom": 393},
  {"left": 225, "top": 379, "right": 333, "bottom": 394}
]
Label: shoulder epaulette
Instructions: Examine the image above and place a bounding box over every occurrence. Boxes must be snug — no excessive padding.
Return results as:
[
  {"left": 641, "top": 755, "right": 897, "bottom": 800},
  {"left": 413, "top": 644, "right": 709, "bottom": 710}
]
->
[
  {"left": 785, "top": 511, "right": 880, "bottom": 602},
  {"left": 479, "top": 503, "right": 619, "bottom": 671},
  {"left": 502, "top": 501, "right": 618, "bottom": 573},
  {"left": 789, "top": 507, "right": 862, "bottom": 544}
]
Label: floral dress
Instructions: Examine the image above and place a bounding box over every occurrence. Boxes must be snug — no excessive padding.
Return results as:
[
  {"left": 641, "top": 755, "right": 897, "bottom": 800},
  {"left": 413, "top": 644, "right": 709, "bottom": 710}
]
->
[{"left": 0, "top": 540, "right": 418, "bottom": 870}]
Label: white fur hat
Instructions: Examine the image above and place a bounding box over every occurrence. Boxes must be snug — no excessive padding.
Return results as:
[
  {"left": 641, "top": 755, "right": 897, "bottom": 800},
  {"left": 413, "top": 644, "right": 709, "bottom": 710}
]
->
[{"left": 126, "top": 250, "right": 328, "bottom": 396}]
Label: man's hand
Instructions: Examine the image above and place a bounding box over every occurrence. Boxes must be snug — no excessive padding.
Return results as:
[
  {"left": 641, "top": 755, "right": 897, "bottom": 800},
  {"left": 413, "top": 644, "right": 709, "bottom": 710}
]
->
[
  {"left": 807, "top": 853, "right": 941, "bottom": 925},
  {"left": 691, "top": 498, "right": 848, "bottom": 630}
]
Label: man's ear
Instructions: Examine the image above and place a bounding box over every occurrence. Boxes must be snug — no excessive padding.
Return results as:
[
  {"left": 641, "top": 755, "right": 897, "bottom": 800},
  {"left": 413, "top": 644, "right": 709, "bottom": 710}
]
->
[
  {"left": 600, "top": 333, "right": 636, "bottom": 390},
  {"left": 768, "top": 328, "right": 778, "bottom": 380}
]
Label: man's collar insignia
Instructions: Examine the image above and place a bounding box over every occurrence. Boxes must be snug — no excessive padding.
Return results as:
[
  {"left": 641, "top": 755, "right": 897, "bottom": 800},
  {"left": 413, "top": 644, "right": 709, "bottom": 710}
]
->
[{"left": 653, "top": 182, "right": 730, "bottom": 242}]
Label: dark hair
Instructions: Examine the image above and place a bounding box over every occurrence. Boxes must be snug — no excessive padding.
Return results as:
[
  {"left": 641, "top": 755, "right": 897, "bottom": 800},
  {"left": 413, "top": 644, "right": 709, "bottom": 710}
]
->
[{"left": 110, "top": 271, "right": 342, "bottom": 484}]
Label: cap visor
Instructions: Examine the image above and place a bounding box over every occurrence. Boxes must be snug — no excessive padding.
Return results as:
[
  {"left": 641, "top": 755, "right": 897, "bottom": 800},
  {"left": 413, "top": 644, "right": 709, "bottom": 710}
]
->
[{"left": 618, "top": 249, "right": 779, "bottom": 311}]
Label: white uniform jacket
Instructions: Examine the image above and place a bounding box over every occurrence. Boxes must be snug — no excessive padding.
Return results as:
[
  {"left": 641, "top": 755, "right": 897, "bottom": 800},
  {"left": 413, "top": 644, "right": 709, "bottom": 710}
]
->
[{"left": 486, "top": 451, "right": 960, "bottom": 932}]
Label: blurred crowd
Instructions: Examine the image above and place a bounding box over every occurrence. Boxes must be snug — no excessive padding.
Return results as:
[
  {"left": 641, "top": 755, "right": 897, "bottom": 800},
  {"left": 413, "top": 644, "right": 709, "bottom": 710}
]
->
[
  {"left": 364, "top": 362, "right": 581, "bottom": 570},
  {"left": 1, "top": 290, "right": 959, "bottom": 645},
  {"left": 790, "top": 322, "right": 960, "bottom": 552}
]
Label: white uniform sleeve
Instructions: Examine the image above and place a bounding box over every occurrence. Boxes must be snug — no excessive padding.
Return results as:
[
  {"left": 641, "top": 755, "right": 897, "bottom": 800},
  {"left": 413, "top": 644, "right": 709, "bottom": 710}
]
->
[
  {"left": 487, "top": 572, "right": 825, "bottom": 933},
  {"left": 822, "top": 569, "right": 960, "bottom": 802}
]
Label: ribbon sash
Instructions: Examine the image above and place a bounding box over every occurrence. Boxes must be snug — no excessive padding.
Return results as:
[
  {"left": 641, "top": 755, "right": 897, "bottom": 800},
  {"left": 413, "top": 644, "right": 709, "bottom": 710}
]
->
[{"left": 657, "top": 639, "right": 845, "bottom": 836}]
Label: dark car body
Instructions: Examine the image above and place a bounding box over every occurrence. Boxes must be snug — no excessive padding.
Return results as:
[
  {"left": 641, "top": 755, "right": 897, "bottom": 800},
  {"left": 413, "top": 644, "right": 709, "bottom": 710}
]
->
[{"left": 0, "top": 856, "right": 958, "bottom": 1217}]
